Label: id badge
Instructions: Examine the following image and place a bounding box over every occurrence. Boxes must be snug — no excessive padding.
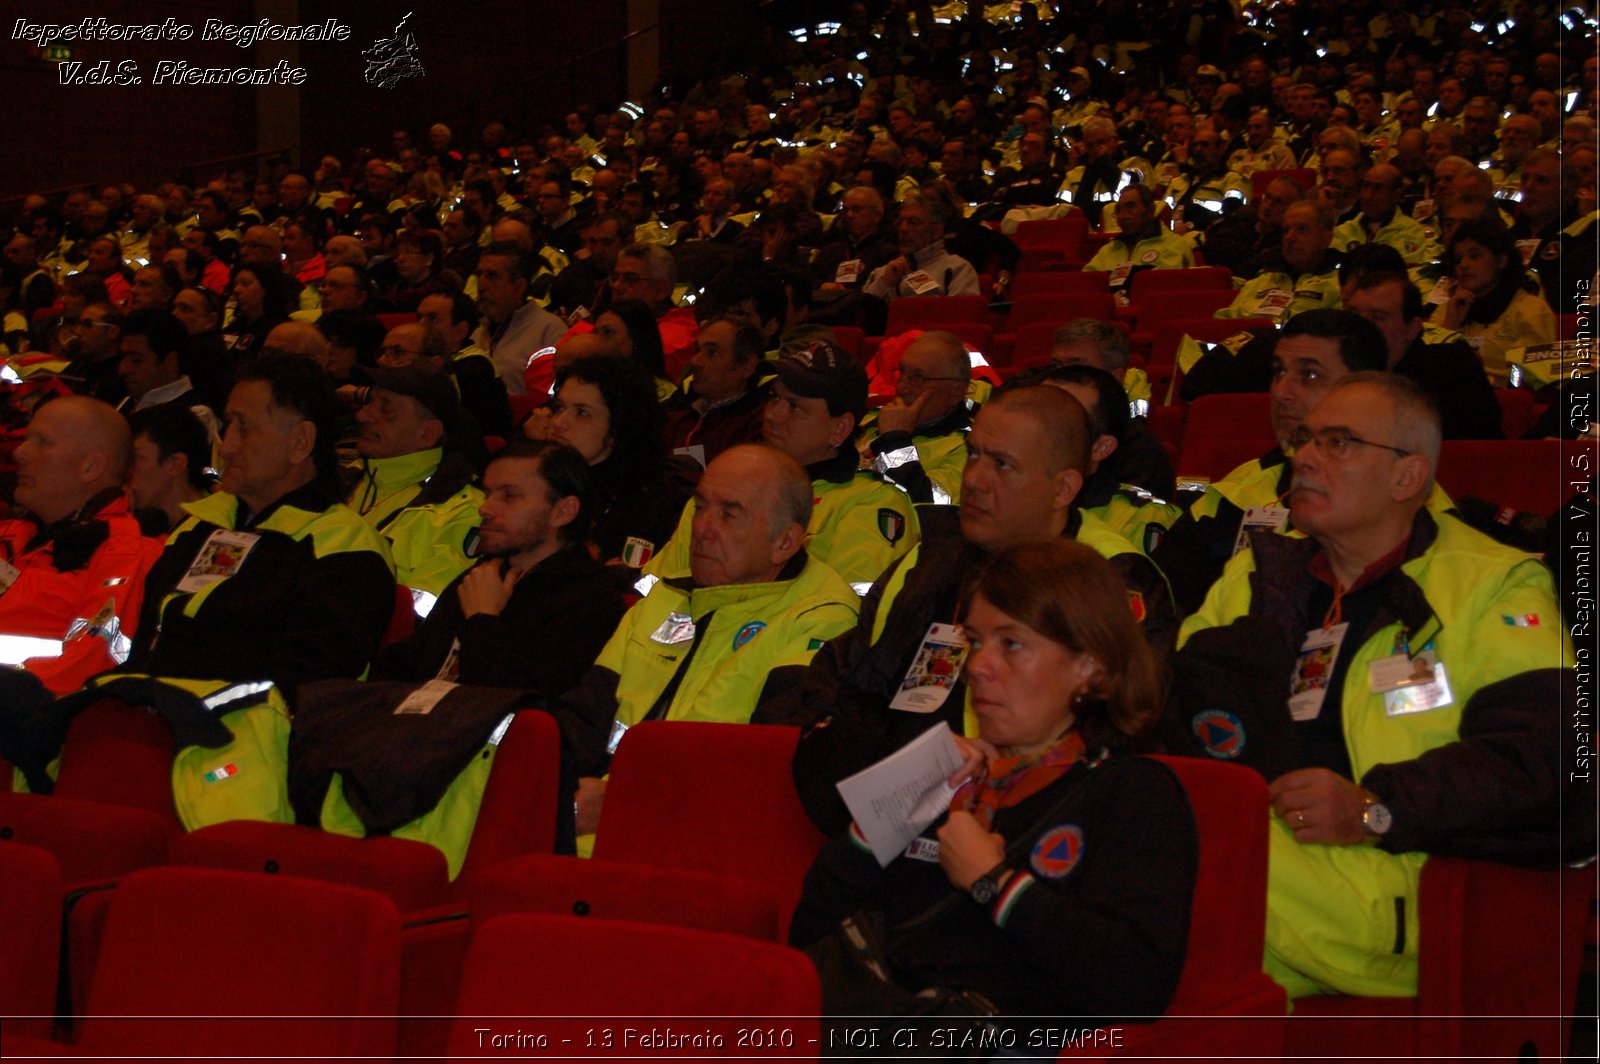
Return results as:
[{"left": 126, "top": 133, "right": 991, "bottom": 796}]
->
[
  {"left": 395, "top": 679, "right": 457, "bottom": 716},
  {"left": 1384, "top": 662, "right": 1453, "bottom": 715},
  {"left": 673, "top": 444, "right": 707, "bottom": 469},
  {"left": 1108, "top": 260, "right": 1134, "bottom": 288},
  {"left": 905, "top": 269, "right": 940, "bottom": 295},
  {"left": 1288, "top": 622, "right": 1348, "bottom": 722},
  {"left": 1411, "top": 197, "right": 1434, "bottom": 220},
  {"left": 649, "top": 611, "right": 697, "bottom": 645},
  {"left": 176, "top": 529, "right": 260, "bottom": 593},
  {"left": 890, "top": 622, "right": 969, "bottom": 713},
  {"left": 1256, "top": 289, "right": 1293, "bottom": 318},
  {"left": 1232, "top": 505, "right": 1289, "bottom": 557},
  {"left": 835, "top": 258, "right": 863, "bottom": 284},
  {"left": 0, "top": 558, "right": 20, "bottom": 597},
  {"left": 1426, "top": 278, "right": 1455, "bottom": 305},
  {"left": 435, "top": 638, "right": 463, "bottom": 683}
]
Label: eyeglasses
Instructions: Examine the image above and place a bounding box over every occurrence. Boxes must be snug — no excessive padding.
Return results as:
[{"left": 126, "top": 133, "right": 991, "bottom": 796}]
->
[
  {"left": 1285, "top": 425, "right": 1410, "bottom": 460},
  {"left": 377, "top": 345, "right": 422, "bottom": 360},
  {"left": 897, "top": 369, "right": 965, "bottom": 388}
]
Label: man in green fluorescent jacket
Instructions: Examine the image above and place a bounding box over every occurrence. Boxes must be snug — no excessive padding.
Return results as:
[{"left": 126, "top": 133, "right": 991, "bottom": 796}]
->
[
  {"left": 555, "top": 444, "right": 860, "bottom": 844},
  {"left": 1175, "top": 372, "right": 1579, "bottom": 999},
  {"left": 645, "top": 340, "right": 917, "bottom": 593},
  {"left": 347, "top": 360, "right": 483, "bottom": 619}
]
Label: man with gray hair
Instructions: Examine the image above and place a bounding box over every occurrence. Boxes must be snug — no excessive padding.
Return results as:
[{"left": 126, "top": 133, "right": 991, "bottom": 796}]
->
[
  {"left": 862, "top": 194, "right": 979, "bottom": 303},
  {"left": 609, "top": 241, "right": 700, "bottom": 379},
  {"left": 555, "top": 443, "right": 860, "bottom": 846},
  {"left": 471, "top": 241, "right": 565, "bottom": 395},
  {"left": 1176, "top": 371, "right": 1579, "bottom": 1000},
  {"left": 863, "top": 329, "right": 973, "bottom": 505}
]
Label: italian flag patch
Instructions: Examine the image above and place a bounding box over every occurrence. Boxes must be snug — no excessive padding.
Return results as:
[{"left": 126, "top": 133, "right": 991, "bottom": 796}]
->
[
  {"left": 1501, "top": 614, "right": 1541, "bottom": 627},
  {"left": 203, "top": 763, "right": 239, "bottom": 783}
]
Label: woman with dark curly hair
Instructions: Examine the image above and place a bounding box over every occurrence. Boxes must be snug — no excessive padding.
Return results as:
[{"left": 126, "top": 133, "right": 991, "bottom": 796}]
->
[
  {"left": 790, "top": 539, "right": 1197, "bottom": 1031},
  {"left": 1429, "top": 217, "right": 1556, "bottom": 385},
  {"left": 542, "top": 352, "right": 697, "bottom": 568}
]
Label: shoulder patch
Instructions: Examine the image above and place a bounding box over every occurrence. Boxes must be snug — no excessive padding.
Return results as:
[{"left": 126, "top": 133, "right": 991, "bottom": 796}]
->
[
  {"left": 877, "top": 507, "right": 906, "bottom": 544},
  {"left": 1030, "top": 824, "right": 1085, "bottom": 879}
]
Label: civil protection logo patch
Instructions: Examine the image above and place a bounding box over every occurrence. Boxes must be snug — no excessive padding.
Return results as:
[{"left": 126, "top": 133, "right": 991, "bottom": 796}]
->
[
  {"left": 878, "top": 508, "right": 906, "bottom": 544},
  {"left": 1031, "top": 824, "right": 1085, "bottom": 879},
  {"left": 733, "top": 621, "right": 767, "bottom": 650},
  {"left": 1192, "top": 710, "right": 1246, "bottom": 759}
]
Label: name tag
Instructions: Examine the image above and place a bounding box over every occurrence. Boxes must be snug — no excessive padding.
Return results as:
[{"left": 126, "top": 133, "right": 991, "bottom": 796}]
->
[
  {"left": 395, "top": 679, "right": 457, "bottom": 716},
  {"left": 835, "top": 258, "right": 863, "bottom": 284},
  {"left": 905, "top": 269, "right": 941, "bottom": 295},
  {"left": 1373, "top": 648, "right": 1454, "bottom": 715},
  {"left": 176, "top": 529, "right": 260, "bottom": 594},
  {"left": 1108, "top": 260, "right": 1134, "bottom": 288},
  {"left": 1426, "top": 278, "right": 1455, "bottom": 305},
  {"left": 1289, "top": 622, "right": 1349, "bottom": 722},
  {"left": 1255, "top": 288, "right": 1293, "bottom": 318},
  {"left": 649, "top": 611, "right": 697, "bottom": 645},
  {"left": 890, "top": 622, "right": 969, "bottom": 713},
  {"left": 1514, "top": 238, "right": 1540, "bottom": 267},
  {"left": 1233, "top": 505, "right": 1289, "bottom": 556},
  {"left": 904, "top": 837, "right": 941, "bottom": 863}
]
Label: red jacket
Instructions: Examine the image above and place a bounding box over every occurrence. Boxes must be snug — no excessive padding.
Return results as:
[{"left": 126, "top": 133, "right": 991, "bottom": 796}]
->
[{"left": 0, "top": 491, "right": 164, "bottom": 694}]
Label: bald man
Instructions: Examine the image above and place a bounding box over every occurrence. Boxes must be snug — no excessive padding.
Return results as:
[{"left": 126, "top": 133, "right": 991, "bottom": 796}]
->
[
  {"left": 264, "top": 321, "right": 328, "bottom": 364},
  {"left": 1, "top": 396, "right": 164, "bottom": 693}
]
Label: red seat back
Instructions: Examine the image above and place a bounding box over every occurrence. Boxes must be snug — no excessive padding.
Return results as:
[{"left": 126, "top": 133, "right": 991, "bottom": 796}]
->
[
  {"left": 448, "top": 914, "right": 819, "bottom": 1053},
  {"left": 884, "top": 294, "right": 987, "bottom": 335},
  {"left": 594, "top": 722, "right": 828, "bottom": 938},
  {"left": 471, "top": 853, "right": 781, "bottom": 940},
  {"left": 1179, "top": 393, "right": 1274, "bottom": 480},
  {"left": 78, "top": 867, "right": 401, "bottom": 1058},
  {"left": 451, "top": 709, "right": 562, "bottom": 891},
  {"left": 1129, "top": 266, "right": 1233, "bottom": 303},
  {"left": 1492, "top": 388, "right": 1536, "bottom": 440},
  {"left": 1007, "top": 271, "right": 1111, "bottom": 299},
  {"left": 1004, "top": 292, "right": 1117, "bottom": 332},
  {"left": 53, "top": 698, "right": 180, "bottom": 827},
  {"left": 0, "top": 843, "right": 61, "bottom": 1037},
  {"left": 0, "top": 792, "right": 172, "bottom": 887},
  {"left": 1436, "top": 439, "right": 1583, "bottom": 515},
  {"left": 1133, "top": 289, "right": 1238, "bottom": 334},
  {"left": 1250, "top": 168, "right": 1317, "bottom": 201},
  {"left": 828, "top": 325, "right": 864, "bottom": 357},
  {"left": 1012, "top": 215, "right": 1089, "bottom": 255}
]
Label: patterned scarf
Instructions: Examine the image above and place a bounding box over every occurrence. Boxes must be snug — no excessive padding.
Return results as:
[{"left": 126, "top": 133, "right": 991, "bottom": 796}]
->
[{"left": 953, "top": 731, "right": 1087, "bottom": 830}]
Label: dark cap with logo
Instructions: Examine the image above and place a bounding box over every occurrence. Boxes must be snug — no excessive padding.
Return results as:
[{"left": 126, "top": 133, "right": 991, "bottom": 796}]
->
[
  {"left": 366, "top": 364, "right": 459, "bottom": 429},
  {"left": 773, "top": 339, "right": 869, "bottom": 424}
]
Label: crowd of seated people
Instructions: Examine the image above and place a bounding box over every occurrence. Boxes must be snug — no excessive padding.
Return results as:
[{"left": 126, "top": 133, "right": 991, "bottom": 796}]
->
[{"left": 0, "top": 0, "right": 1592, "bottom": 1035}]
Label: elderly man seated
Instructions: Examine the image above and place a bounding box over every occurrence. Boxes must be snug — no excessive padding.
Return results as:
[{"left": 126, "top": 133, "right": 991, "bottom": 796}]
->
[
  {"left": 552, "top": 444, "right": 860, "bottom": 847},
  {"left": 1175, "top": 372, "right": 1578, "bottom": 998}
]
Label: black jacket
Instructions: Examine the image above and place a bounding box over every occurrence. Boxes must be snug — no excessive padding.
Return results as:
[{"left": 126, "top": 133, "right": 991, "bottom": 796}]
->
[{"left": 375, "top": 542, "right": 625, "bottom": 695}]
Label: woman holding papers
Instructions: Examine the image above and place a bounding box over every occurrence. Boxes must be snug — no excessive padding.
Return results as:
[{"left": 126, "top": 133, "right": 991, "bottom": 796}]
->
[{"left": 790, "top": 540, "right": 1197, "bottom": 1023}]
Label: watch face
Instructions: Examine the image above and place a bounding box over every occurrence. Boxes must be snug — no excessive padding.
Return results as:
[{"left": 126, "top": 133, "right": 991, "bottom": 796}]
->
[
  {"left": 970, "top": 876, "right": 999, "bottom": 905},
  {"left": 1365, "top": 802, "right": 1394, "bottom": 835}
]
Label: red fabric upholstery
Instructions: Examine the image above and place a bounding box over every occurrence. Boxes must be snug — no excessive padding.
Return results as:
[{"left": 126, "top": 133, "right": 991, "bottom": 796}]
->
[
  {"left": 827, "top": 325, "right": 864, "bottom": 357},
  {"left": 595, "top": 722, "right": 828, "bottom": 938},
  {"left": 1131, "top": 289, "right": 1238, "bottom": 336},
  {"left": 169, "top": 819, "right": 451, "bottom": 913},
  {"left": 507, "top": 393, "right": 539, "bottom": 428},
  {"left": 1128, "top": 266, "right": 1234, "bottom": 303},
  {"left": 0, "top": 843, "right": 61, "bottom": 1038},
  {"left": 1250, "top": 168, "right": 1318, "bottom": 201},
  {"left": 471, "top": 853, "right": 781, "bottom": 940},
  {"left": 0, "top": 792, "right": 172, "bottom": 887},
  {"left": 376, "top": 312, "right": 418, "bottom": 331},
  {"left": 1012, "top": 215, "right": 1089, "bottom": 255},
  {"left": 1178, "top": 393, "right": 1274, "bottom": 481},
  {"left": 884, "top": 294, "right": 988, "bottom": 335},
  {"left": 1148, "top": 317, "right": 1275, "bottom": 405},
  {"left": 1284, "top": 858, "right": 1592, "bottom": 1062},
  {"left": 450, "top": 709, "right": 561, "bottom": 892},
  {"left": 448, "top": 914, "right": 819, "bottom": 1054},
  {"left": 73, "top": 866, "right": 401, "bottom": 1058},
  {"left": 1004, "top": 319, "right": 1133, "bottom": 372},
  {"left": 1003, "top": 292, "right": 1117, "bottom": 332},
  {"left": 1147, "top": 404, "right": 1187, "bottom": 469},
  {"left": 398, "top": 913, "right": 474, "bottom": 1059},
  {"left": 1060, "top": 756, "right": 1285, "bottom": 1059},
  {"left": 1493, "top": 388, "right": 1537, "bottom": 439},
  {"left": 1007, "top": 271, "right": 1111, "bottom": 299},
  {"left": 51, "top": 698, "right": 179, "bottom": 827},
  {"left": 1436, "top": 439, "right": 1582, "bottom": 516}
]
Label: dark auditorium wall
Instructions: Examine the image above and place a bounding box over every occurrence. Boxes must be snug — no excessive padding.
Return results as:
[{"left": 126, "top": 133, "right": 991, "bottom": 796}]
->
[{"left": 0, "top": 0, "right": 645, "bottom": 201}]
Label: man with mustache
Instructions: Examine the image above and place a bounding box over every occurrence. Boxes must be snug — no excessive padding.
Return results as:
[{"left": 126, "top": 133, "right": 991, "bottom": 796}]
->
[{"left": 1175, "top": 372, "right": 1577, "bottom": 1000}]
